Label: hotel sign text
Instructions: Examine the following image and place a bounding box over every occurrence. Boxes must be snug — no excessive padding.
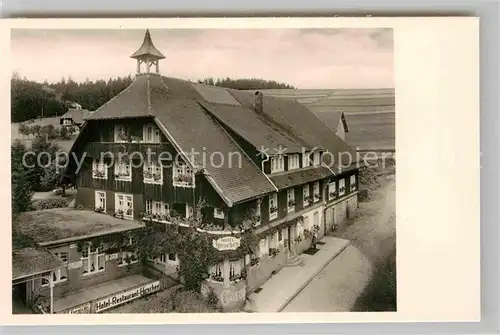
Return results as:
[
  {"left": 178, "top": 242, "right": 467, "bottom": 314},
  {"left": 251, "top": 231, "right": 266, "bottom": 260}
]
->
[
  {"left": 212, "top": 236, "right": 241, "bottom": 251},
  {"left": 94, "top": 281, "right": 161, "bottom": 313}
]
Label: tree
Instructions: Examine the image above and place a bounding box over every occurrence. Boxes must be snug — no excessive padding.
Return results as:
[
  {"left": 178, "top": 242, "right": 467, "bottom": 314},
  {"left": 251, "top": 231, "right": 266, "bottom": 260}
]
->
[
  {"left": 11, "top": 141, "right": 32, "bottom": 214},
  {"left": 199, "top": 77, "right": 296, "bottom": 90},
  {"left": 60, "top": 125, "right": 68, "bottom": 139},
  {"left": 31, "top": 124, "right": 41, "bottom": 137},
  {"left": 17, "top": 123, "right": 29, "bottom": 139}
]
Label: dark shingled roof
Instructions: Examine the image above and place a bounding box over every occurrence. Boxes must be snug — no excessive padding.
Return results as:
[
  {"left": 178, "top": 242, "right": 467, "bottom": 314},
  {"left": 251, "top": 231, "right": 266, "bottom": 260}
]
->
[
  {"left": 81, "top": 73, "right": 360, "bottom": 205},
  {"left": 270, "top": 166, "right": 334, "bottom": 190},
  {"left": 12, "top": 247, "right": 64, "bottom": 280},
  {"left": 60, "top": 108, "right": 91, "bottom": 125},
  {"left": 17, "top": 208, "right": 144, "bottom": 246}
]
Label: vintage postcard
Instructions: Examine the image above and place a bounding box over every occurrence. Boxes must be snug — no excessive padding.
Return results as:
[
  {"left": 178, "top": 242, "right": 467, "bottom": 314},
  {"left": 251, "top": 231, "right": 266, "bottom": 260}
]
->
[{"left": 0, "top": 17, "right": 479, "bottom": 325}]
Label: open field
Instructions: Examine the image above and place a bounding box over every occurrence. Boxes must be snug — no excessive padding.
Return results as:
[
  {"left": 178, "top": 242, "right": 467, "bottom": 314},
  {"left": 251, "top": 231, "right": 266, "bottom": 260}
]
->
[
  {"left": 344, "top": 111, "right": 395, "bottom": 150},
  {"left": 258, "top": 88, "right": 396, "bottom": 151}
]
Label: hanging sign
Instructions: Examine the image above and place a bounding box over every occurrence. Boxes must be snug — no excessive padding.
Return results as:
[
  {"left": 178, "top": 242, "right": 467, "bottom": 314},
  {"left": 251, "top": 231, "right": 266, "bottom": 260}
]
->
[{"left": 212, "top": 236, "right": 241, "bottom": 251}]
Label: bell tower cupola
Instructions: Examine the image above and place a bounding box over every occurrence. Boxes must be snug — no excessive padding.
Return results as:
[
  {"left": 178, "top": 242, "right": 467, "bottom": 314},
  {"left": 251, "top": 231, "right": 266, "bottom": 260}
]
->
[{"left": 130, "top": 29, "right": 165, "bottom": 74}]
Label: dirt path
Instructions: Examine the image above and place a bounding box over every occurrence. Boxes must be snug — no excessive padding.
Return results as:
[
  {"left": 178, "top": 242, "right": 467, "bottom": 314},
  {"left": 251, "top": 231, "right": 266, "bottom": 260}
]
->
[
  {"left": 337, "top": 175, "right": 396, "bottom": 263},
  {"left": 282, "top": 173, "right": 396, "bottom": 312}
]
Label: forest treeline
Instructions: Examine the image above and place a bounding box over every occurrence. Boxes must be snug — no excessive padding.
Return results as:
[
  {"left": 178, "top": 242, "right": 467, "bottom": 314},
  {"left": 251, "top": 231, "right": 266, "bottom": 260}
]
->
[{"left": 11, "top": 74, "right": 295, "bottom": 123}]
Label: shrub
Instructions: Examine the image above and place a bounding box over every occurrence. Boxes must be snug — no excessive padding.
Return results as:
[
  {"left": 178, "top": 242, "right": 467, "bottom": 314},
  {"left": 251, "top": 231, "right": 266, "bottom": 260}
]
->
[
  {"left": 172, "top": 289, "right": 219, "bottom": 313},
  {"left": 205, "top": 290, "right": 220, "bottom": 310},
  {"left": 32, "top": 199, "right": 70, "bottom": 210}
]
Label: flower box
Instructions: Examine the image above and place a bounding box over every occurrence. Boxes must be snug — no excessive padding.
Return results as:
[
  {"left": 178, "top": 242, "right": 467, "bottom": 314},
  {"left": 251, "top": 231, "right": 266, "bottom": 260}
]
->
[
  {"left": 92, "top": 170, "right": 106, "bottom": 178},
  {"left": 211, "top": 273, "right": 223, "bottom": 282},
  {"left": 117, "top": 132, "right": 129, "bottom": 142},
  {"left": 314, "top": 193, "right": 320, "bottom": 200},
  {"left": 114, "top": 210, "right": 124, "bottom": 219},
  {"left": 287, "top": 200, "right": 296, "bottom": 207},
  {"left": 269, "top": 206, "right": 278, "bottom": 214},
  {"left": 152, "top": 173, "right": 162, "bottom": 181},
  {"left": 269, "top": 248, "right": 280, "bottom": 257},
  {"left": 94, "top": 206, "right": 104, "bottom": 213},
  {"left": 329, "top": 191, "right": 337, "bottom": 198},
  {"left": 114, "top": 172, "right": 131, "bottom": 179},
  {"left": 174, "top": 174, "right": 193, "bottom": 184},
  {"left": 125, "top": 208, "right": 133, "bottom": 216},
  {"left": 250, "top": 257, "right": 260, "bottom": 267},
  {"left": 339, "top": 187, "right": 346, "bottom": 193}
]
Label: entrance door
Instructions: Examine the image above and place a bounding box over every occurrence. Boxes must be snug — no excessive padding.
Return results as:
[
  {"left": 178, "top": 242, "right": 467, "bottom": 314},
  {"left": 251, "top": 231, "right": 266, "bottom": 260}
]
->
[
  {"left": 287, "top": 226, "right": 292, "bottom": 251},
  {"left": 12, "top": 282, "right": 27, "bottom": 306},
  {"left": 323, "top": 210, "right": 327, "bottom": 236}
]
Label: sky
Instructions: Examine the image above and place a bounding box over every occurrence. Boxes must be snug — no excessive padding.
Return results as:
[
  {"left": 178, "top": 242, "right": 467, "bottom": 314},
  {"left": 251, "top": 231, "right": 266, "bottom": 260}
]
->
[{"left": 11, "top": 28, "right": 394, "bottom": 89}]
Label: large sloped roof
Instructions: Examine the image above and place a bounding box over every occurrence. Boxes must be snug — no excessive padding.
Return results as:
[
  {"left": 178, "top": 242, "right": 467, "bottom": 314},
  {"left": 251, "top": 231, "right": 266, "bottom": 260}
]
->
[{"left": 84, "top": 74, "right": 360, "bottom": 205}]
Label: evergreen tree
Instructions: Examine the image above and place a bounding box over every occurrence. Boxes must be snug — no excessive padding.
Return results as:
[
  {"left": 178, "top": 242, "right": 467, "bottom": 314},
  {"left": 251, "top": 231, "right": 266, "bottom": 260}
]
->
[{"left": 11, "top": 141, "right": 32, "bottom": 214}]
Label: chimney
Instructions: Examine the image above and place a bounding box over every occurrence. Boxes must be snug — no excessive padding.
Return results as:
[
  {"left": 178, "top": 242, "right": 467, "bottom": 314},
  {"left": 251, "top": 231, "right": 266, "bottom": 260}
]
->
[{"left": 254, "top": 91, "right": 263, "bottom": 113}]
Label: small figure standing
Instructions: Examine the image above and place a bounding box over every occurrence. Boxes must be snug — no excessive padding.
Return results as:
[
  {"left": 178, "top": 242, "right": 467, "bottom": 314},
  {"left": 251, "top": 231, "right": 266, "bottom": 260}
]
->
[{"left": 312, "top": 231, "right": 318, "bottom": 249}]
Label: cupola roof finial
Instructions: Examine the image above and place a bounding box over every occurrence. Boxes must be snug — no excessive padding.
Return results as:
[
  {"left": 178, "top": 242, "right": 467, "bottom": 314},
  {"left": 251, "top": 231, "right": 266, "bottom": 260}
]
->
[{"left": 130, "top": 29, "right": 165, "bottom": 60}]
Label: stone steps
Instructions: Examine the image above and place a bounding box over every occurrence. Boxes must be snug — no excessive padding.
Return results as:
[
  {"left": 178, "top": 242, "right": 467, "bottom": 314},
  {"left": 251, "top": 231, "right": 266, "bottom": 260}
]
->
[{"left": 284, "top": 254, "right": 304, "bottom": 267}]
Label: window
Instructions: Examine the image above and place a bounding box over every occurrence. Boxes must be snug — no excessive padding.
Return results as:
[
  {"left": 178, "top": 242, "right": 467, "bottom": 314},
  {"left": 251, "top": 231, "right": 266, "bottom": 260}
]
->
[
  {"left": 145, "top": 200, "right": 152, "bottom": 214},
  {"left": 209, "top": 262, "right": 224, "bottom": 282},
  {"left": 214, "top": 207, "right": 224, "bottom": 219},
  {"left": 313, "top": 151, "right": 321, "bottom": 166},
  {"left": 288, "top": 154, "right": 300, "bottom": 170},
  {"left": 92, "top": 159, "right": 107, "bottom": 179},
  {"left": 114, "top": 124, "right": 128, "bottom": 142},
  {"left": 81, "top": 243, "right": 105, "bottom": 275},
  {"left": 229, "top": 259, "right": 244, "bottom": 281},
  {"left": 95, "top": 191, "right": 106, "bottom": 212},
  {"left": 168, "top": 253, "right": 177, "bottom": 262},
  {"left": 154, "top": 201, "right": 163, "bottom": 214},
  {"left": 259, "top": 238, "right": 269, "bottom": 256},
  {"left": 269, "top": 193, "right": 278, "bottom": 220},
  {"left": 303, "top": 184, "right": 310, "bottom": 206},
  {"left": 350, "top": 175, "right": 357, "bottom": 191},
  {"left": 287, "top": 188, "right": 295, "bottom": 212},
  {"left": 115, "top": 193, "right": 133, "bottom": 219},
  {"left": 313, "top": 181, "right": 320, "bottom": 202},
  {"left": 143, "top": 124, "right": 161, "bottom": 143},
  {"left": 339, "top": 179, "right": 346, "bottom": 196},
  {"left": 143, "top": 161, "right": 163, "bottom": 184},
  {"left": 270, "top": 155, "right": 284, "bottom": 173},
  {"left": 302, "top": 152, "right": 311, "bottom": 168},
  {"left": 41, "top": 276, "right": 50, "bottom": 287},
  {"left": 303, "top": 216, "right": 310, "bottom": 230},
  {"left": 52, "top": 252, "right": 69, "bottom": 283},
  {"left": 172, "top": 161, "right": 194, "bottom": 187},
  {"left": 155, "top": 253, "right": 167, "bottom": 265},
  {"left": 328, "top": 182, "right": 337, "bottom": 200},
  {"left": 114, "top": 161, "right": 131, "bottom": 181},
  {"left": 117, "top": 250, "right": 138, "bottom": 267},
  {"left": 255, "top": 199, "right": 262, "bottom": 224}
]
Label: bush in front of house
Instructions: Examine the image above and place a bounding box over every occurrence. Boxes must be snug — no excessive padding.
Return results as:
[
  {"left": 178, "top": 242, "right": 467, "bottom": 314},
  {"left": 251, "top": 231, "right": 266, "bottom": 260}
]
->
[
  {"left": 172, "top": 289, "right": 220, "bottom": 313},
  {"left": 32, "top": 198, "right": 71, "bottom": 210}
]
